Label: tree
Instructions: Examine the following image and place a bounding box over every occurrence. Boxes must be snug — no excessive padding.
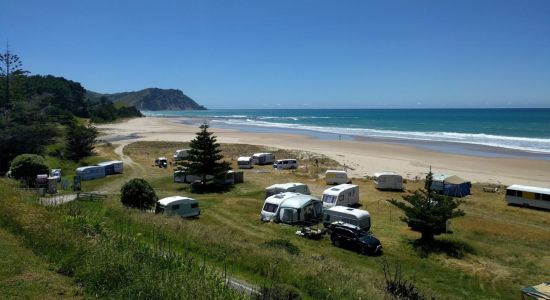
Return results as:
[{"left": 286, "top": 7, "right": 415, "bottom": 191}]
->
[
  {"left": 65, "top": 124, "right": 98, "bottom": 160},
  {"left": 183, "top": 123, "right": 230, "bottom": 185},
  {"left": 387, "top": 170, "right": 465, "bottom": 241},
  {"left": 10, "top": 154, "right": 49, "bottom": 186},
  {"left": 120, "top": 178, "right": 158, "bottom": 210},
  {"left": 0, "top": 43, "right": 26, "bottom": 109}
]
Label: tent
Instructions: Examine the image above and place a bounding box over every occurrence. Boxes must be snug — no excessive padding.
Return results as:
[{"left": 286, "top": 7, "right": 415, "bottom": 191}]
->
[
  {"left": 521, "top": 282, "right": 550, "bottom": 299},
  {"left": 431, "top": 174, "right": 471, "bottom": 198}
]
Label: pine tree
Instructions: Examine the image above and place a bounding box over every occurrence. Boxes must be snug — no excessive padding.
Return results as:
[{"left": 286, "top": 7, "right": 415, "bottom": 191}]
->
[
  {"left": 183, "top": 123, "right": 230, "bottom": 186},
  {"left": 387, "top": 169, "right": 465, "bottom": 241},
  {"left": 65, "top": 124, "right": 98, "bottom": 160}
]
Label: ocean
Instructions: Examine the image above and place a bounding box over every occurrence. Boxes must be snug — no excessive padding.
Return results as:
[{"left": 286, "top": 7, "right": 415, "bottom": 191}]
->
[{"left": 141, "top": 109, "right": 550, "bottom": 156}]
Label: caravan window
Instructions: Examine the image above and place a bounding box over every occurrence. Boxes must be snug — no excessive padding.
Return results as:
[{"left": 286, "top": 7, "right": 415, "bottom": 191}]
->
[
  {"left": 263, "top": 203, "right": 278, "bottom": 213},
  {"left": 323, "top": 195, "right": 337, "bottom": 204},
  {"left": 338, "top": 195, "right": 344, "bottom": 202},
  {"left": 542, "top": 194, "right": 550, "bottom": 201},
  {"left": 191, "top": 203, "right": 198, "bottom": 208},
  {"left": 506, "top": 189, "right": 518, "bottom": 197}
]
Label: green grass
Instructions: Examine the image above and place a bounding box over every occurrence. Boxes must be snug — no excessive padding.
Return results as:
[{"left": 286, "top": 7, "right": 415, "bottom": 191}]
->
[
  {"left": 2, "top": 140, "right": 549, "bottom": 299},
  {"left": 0, "top": 227, "right": 82, "bottom": 299}
]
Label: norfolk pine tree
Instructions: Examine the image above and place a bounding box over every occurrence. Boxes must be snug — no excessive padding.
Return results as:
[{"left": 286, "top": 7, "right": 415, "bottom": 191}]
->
[
  {"left": 387, "top": 169, "right": 465, "bottom": 241},
  {"left": 183, "top": 123, "right": 230, "bottom": 186}
]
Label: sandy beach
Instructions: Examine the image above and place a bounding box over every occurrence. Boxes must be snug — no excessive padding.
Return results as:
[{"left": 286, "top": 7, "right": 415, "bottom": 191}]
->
[{"left": 97, "top": 117, "right": 550, "bottom": 187}]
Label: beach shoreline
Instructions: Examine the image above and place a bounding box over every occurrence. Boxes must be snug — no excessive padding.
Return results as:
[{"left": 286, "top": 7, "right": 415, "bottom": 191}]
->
[{"left": 96, "top": 117, "right": 550, "bottom": 187}]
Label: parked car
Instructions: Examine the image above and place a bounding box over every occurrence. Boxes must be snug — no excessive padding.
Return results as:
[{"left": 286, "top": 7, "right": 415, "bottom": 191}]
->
[{"left": 328, "top": 222, "right": 382, "bottom": 255}]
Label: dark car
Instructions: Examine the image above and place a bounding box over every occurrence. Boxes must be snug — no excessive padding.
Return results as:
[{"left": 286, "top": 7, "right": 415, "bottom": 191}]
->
[{"left": 328, "top": 222, "right": 383, "bottom": 255}]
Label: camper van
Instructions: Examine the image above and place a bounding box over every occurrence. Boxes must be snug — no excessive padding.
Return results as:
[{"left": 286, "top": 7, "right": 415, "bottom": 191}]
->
[
  {"left": 76, "top": 166, "right": 106, "bottom": 181},
  {"left": 265, "top": 183, "right": 310, "bottom": 199},
  {"left": 323, "top": 206, "right": 371, "bottom": 231},
  {"left": 155, "top": 196, "right": 200, "bottom": 218},
  {"left": 97, "top": 161, "right": 123, "bottom": 175},
  {"left": 261, "top": 193, "right": 290, "bottom": 222},
  {"left": 322, "top": 184, "right": 359, "bottom": 208},
  {"left": 373, "top": 172, "right": 403, "bottom": 190},
  {"left": 505, "top": 185, "right": 550, "bottom": 210},
  {"left": 277, "top": 193, "right": 323, "bottom": 225},
  {"left": 325, "top": 170, "right": 351, "bottom": 185},
  {"left": 173, "top": 149, "right": 190, "bottom": 161},
  {"left": 252, "top": 153, "right": 275, "bottom": 165},
  {"left": 273, "top": 159, "right": 298, "bottom": 170},
  {"left": 237, "top": 156, "right": 253, "bottom": 169}
]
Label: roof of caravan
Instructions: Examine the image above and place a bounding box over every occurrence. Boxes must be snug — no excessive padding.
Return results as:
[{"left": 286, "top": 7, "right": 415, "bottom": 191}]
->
[
  {"left": 521, "top": 282, "right": 550, "bottom": 299},
  {"left": 76, "top": 166, "right": 104, "bottom": 171},
  {"left": 252, "top": 152, "right": 272, "bottom": 156},
  {"left": 174, "top": 149, "right": 190, "bottom": 152},
  {"left": 325, "top": 170, "right": 348, "bottom": 174},
  {"left": 97, "top": 160, "right": 123, "bottom": 166},
  {"left": 327, "top": 206, "right": 370, "bottom": 218},
  {"left": 158, "top": 196, "right": 197, "bottom": 206},
  {"left": 157, "top": 157, "right": 167, "bottom": 160},
  {"left": 507, "top": 185, "right": 550, "bottom": 194},
  {"left": 264, "top": 192, "right": 300, "bottom": 205},
  {"left": 374, "top": 172, "right": 400, "bottom": 177},
  {"left": 279, "top": 193, "right": 320, "bottom": 208},
  {"left": 266, "top": 183, "right": 306, "bottom": 190},
  {"left": 238, "top": 156, "right": 252, "bottom": 161},
  {"left": 323, "top": 184, "right": 358, "bottom": 195}
]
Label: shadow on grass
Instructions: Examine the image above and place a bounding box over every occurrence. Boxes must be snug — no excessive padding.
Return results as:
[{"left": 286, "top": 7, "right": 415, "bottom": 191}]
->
[
  {"left": 407, "top": 238, "right": 475, "bottom": 259},
  {"left": 190, "top": 182, "right": 235, "bottom": 194}
]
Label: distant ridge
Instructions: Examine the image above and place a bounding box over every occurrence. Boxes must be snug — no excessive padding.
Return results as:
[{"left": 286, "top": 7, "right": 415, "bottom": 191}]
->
[{"left": 86, "top": 88, "right": 207, "bottom": 111}]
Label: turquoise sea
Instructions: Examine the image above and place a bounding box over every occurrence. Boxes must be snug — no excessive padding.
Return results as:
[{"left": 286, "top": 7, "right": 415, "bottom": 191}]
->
[{"left": 142, "top": 109, "right": 550, "bottom": 155}]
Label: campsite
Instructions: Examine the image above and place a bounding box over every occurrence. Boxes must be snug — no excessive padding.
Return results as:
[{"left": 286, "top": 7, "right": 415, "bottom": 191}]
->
[{"left": 2, "top": 140, "right": 548, "bottom": 299}]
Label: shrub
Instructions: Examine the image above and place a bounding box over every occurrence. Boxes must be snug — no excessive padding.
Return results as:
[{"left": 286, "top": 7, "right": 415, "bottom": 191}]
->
[
  {"left": 9, "top": 154, "right": 49, "bottom": 186},
  {"left": 120, "top": 178, "right": 158, "bottom": 210},
  {"left": 263, "top": 239, "right": 300, "bottom": 256}
]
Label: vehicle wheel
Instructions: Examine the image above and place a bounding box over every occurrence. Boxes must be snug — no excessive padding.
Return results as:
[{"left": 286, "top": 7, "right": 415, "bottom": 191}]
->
[{"left": 332, "top": 238, "right": 341, "bottom": 248}]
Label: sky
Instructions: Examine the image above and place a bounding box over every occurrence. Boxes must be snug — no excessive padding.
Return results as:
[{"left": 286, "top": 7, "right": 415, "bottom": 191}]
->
[{"left": 1, "top": 0, "right": 550, "bottom": 109}]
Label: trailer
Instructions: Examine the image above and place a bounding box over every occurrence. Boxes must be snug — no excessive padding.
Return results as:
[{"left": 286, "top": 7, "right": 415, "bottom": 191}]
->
[
  {"left": 322, "top": 184, "right": 359, "bottom": 208},
  {"left": 76, "top": 166, "right": 106, "bottom": 181},
  {"left": 323, "top": 206, "right": 371, "bottom": 231},
  {"left": 373, "top": 172, "right": 403, "bottom": 190},
  {"left": 325, "top": 170, "right": 351, "bottom": 185},
  {"left": 97, "top": 161, "right": 123, "bottom": 175},
  {"left": 237, "top": 156, "right": 253, "bottom": 169},
  {"left": 264, "top": 182, "right": 310, "bottom": 199},
  {"left": 252, "top": 153, "right": 275, "bottom": 165},
  {"left": 155, "top": 196, "right": 200, "bottom": 218}
]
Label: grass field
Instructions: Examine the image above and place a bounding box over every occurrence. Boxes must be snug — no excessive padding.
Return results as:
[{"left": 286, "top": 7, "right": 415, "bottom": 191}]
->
[{"left": 1, "top": 140, "right": 549, "bottom": 299}]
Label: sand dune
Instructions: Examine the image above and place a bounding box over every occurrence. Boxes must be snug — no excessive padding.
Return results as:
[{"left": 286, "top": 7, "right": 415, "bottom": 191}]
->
[{"left": 96, "top": 117, "right": 550, "bottom": 187}]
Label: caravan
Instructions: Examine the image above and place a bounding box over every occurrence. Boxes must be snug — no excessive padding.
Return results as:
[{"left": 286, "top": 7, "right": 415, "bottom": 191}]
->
[
  {"left": 505, "top": 185, "right": 550, "bottom": 210},
  {"left": 155, "top": 196, "right": 200, "bottom": 218},
  {"left": 97, "top": 161, "right": 124, "bottom": 175},
  {"left": 373, "top": 172, "right": 403, "bottom": 190},
  {"left": 323, "top": 206, "right": 371, "bottom": 231},
  {"left": 322, "top": 184, "right": 359, "bottom": 208},
  {"left": 173, "top": 149, "right": 190, "bottom": 161},
  {"left": 325, "top": 170, "right": 351, "bottom": 185},
  {"left": 252, "top": 153, "right": 275, "bottom": 165},
  {"left": 237, "top": 156, "right": 253, "bottom": 169},
  {"left": 264, "top": 183, "right": 310, "bottom": 199},
  {"left": 76, "top": 166, "right": 106, "bottom": 181}
]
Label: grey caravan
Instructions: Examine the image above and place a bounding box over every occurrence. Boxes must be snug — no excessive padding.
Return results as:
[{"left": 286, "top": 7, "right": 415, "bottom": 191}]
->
[
  {"left": 252, "top": 153, "right": 275, "bottom": 165},
  {"left": 323, "top": 206, "right": 371, "bottom": 231},
  {"left": 156, "top": 196, "right": 200, "bottom": 218},
  {"left": 264, "top": 183, "right": 310, "bottom": 199},
  {"left": 277, "top": 193, "right": 323, "bottom": 225},
  {"left": 97, "top": 161, "right": 124, "bottom": 175},
  {"left": 76, "top": 166, "right": 106, "bottom": 181}
]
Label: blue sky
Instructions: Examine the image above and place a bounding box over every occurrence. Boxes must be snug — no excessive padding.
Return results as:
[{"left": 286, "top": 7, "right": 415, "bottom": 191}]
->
[{"left": 1, "top": 0, "right": 549, "bottom": 109}]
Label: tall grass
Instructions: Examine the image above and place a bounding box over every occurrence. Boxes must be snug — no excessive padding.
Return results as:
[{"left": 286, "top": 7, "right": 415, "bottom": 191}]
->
[{"left": 0, "top": 179, "right": 244, "bottom": 299}]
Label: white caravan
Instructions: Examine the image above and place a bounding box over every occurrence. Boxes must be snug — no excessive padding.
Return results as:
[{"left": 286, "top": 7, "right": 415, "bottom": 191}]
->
[
  {"left": 373, "top": 172, "right": 403, "bottom": 190},
  {"left": 323, "top": 206, "right": 371, "bottom": 231},
  {"left": 173, "top": 149, "right": 190, "bottom": 161},
  {"left": 322, "top": 184, "right": 359, "bottom": 208},
  {"left": 325, "top": 170, "right": 351, "bottom": 185},
  {"left": 264, "top": 183, "right": 310, "bottom": 199},
  {"left": 505, "top": 185, "right": 550, "bottom": 210},
  {"left": 261, "top": 193, "right": 290, "bottom": 222},
  {"left": 156, "top": 196, "right": 201, "bottom": 218},
  {"left": 237, "top": 156, "right": 253, "bottom": 169},
  {"left": 273, "top": 159, "right": 298, "bottom": 170},
  {"left": 252, "top": 153, "right": 275, "bottom": 165}
]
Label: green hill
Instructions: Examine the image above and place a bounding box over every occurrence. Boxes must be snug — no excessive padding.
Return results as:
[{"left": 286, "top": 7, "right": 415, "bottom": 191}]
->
[{"left": 87, "top": 88, "right": 206, "bottom": 111}]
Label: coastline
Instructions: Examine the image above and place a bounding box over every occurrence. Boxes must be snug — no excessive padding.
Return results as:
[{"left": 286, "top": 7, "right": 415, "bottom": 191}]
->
[{"left": 96, "top": 116, "right": 550, "bottom": 187}]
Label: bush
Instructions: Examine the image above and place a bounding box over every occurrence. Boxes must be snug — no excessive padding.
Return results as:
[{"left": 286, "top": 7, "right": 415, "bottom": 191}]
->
[
  {"left": 120, "top": 178, "right": 158, "bottom": 210},
  {"left": 263, "top": 239, "right": 300, "bottom": 256},
  {"left": 256, "top": 283, "right": 302, "bottom": 300},
  {"left": 9, "top": 154, "right": 49, "bottom": 186}
]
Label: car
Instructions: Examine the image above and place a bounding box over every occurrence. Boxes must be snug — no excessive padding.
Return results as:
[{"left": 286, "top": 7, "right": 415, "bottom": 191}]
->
[{"left": 328, "top": 221, "right": 382, "bottom": 255}]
